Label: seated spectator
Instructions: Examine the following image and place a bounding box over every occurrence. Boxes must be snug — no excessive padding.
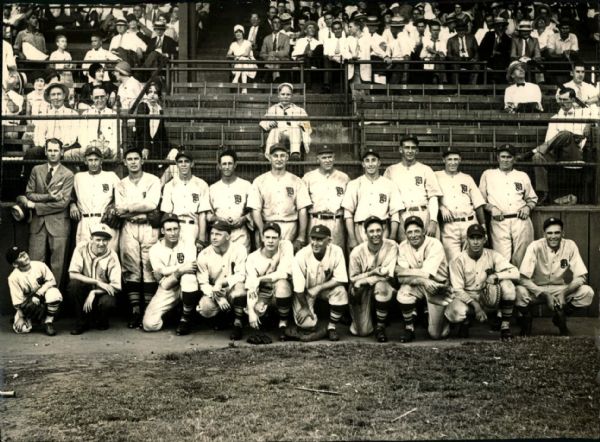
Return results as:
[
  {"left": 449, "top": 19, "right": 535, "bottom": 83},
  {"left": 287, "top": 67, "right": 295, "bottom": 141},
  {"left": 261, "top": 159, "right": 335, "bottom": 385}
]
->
[
  {"left": 166, "top": 5, "right": 179, "bottom": 43},
  {"left": 259, "top": 83, "right": 311, "bottom": 160},
  {"left": 531, "top": 16, "right": 554, "bottom": 57},
  {"left": 560, "top": 61, "right": 599, "bottom": 107},
  {"left": 510, "top": 20, "right": 541, "bottom": 63},
  {"left": 79, "top": 63, "right": 118, "bottom": 110},
  {"left": 420, "top": 20, "right": 447, "bottom": 84},
  {"left": 504, "top": 61, "right": 543, "bottom": 113},
  {"left": 479, "top": 17, "right": 512, "bottom": 83},
  {"left": 265, "top": 6, "right": 278, "bottom": 31},
  {"left": 446, "top": 20, "right": 479, "bottom": 85},
  {"left": 49, "top": 34, "right": 74, "bottom": 91},
  {"left": 319, "top": 11, "right": 342, "bottom": 42},
  {"left": 474, "top": 14, "right": 494, "bottom": 44},
  {"left": 260, "top": 16, "right": 291, "bottom": 82},
  {"left": 109, "top": 17, "right": 146, "bottom": 66},
  {"left": 78, "top": 85, "right": 119, "bottom": 160},
  {"left": 227, "top": 25, "right": 257, "bottom": 94},
  {"left": 365, "top": 16, "right": 389, "bottom": 84},
  {"left": 134, "top": 82, "right": 168, "bottom": 161},
  {"left": 32, "top": 83, "right": 79, "bottom": 151},
  {"left": 2, "top": 72, "right": 25, "bottom": 137},
  {"left": 547, "top": 19, "right": 579, "bottom": 83},
  {"left": 143, "top": 21, "right": 178, "bottom": 79},
  {"left": 291, "top": 20, "right": 323, "bottom": 89},
  {"left": 13, "top": 15, "right": 47, "bottom": 61},
  {"left": 323, "top": 19, "right": 351, "bottom": 92},
  {"left": 246, "top": 12, "right": 268, "bottom": 54},
  {"left": 409, "top": 18, "right": 428, "bottom": 59},
  {"left": 131, "top": 4, "right": 153, "bottom": 38},
  {"left": 114, "top": 61, "right": 143, "bottom": 111},
  {"left": 3, "top": 38, "right": 17, "bottom": 81},
  {"left": 445, "top": 3, "right": 472, "bottom": 33},
  {"left": 83, "top": 33, "right": 119, "bottom": 82},
  {"left": 385, "top": 17, "right": 413, "bottom": 84}
]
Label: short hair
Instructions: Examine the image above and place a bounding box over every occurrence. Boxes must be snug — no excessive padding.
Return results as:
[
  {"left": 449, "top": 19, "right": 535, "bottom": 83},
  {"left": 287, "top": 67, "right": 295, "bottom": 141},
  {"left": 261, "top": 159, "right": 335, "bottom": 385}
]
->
[
  {"left": 89, "top": 62, "right": 104, "bottom": 78},
  {"left": 400, "top": 135, "right": 419, "bottom": 146},
  {"left": 219, "top": 148, "right": 238, "bottom": 163},
  {"left": 147, "top": 81, "right": 162, "bottom": 98},
  {"left": 55, "top": 34, "right": 67, "bottom": 43},
  {"left": 349, "top": 19, "right": 363, "bottom": 29},
  {"left": 571, "top": 59, "right": 586, "bottom": 70},
  {"left": 91, "top": 84, "right": 107, "bottom": 95},
  {"left": 331, "top": 20, "right": 343, "bottom": 28},
  {"left": 45, "top": 138, "right": 63, "bottom": 150}
]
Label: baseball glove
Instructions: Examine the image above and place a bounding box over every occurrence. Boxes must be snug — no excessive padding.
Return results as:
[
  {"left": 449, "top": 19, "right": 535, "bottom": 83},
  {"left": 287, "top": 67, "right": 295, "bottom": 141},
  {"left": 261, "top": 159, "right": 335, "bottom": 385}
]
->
[
  {"left": 246, "top": 333, "right": 273, "bottom": 345},
  {"left": 101, "top": 204, "right": 123, "bottom": 230},
  {"left": 146, "top": 209, "right": 163, "bottom": 229},
  {"left": 481, "top": 283, "right": 502, "bottom": 310},
  {"left": 19, "top": 296, "right": 46, "bottom": 323}
]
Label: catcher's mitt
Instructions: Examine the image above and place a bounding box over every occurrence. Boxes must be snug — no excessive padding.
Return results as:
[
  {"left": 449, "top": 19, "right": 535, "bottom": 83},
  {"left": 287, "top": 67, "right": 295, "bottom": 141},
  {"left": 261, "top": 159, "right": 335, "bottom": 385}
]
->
[
  {"left": 481, "top": 283, "right": 502, "bottom": 310},
  {"left": 246, "top": 333, "right": 273, "bottom": 345},
  {"left": 101, "top": 204, "right": 123, "bottom": 230},
  {"left": 19, "top": 296, "right": 46, "bottom": 323}
]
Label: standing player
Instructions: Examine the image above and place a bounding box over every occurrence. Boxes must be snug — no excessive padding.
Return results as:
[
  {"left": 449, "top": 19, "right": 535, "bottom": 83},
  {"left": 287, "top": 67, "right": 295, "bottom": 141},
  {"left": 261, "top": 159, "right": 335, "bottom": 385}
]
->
[
  {"left": 160, "top": 150, "right": 210, "bottom": 249},
  {"left": 196, "top": 220, "right": 248, "bottom": 340},
  {"left": 384, "top": 135, "right": 442, "bottom": 241},
  {"left": 68, "top": 224, "right": 121, "bottom": 335},
  {"left": 516, "top": 217, "right": 594, "bottom": 336},
  {"left": 292, "top": 225, "right": 349, "bottom": 341},
  {"left": 348, "top": 216, "right": 398, "bottom": 342},
  {"left": 115, "top": 146, "right": 161, "bottom": 328},
  {"left": 70, "top": 145, "right": 120, "bottom": 251},
  {"left": 209, "top": 149, "right": 252, "bottom": 252},
  {"left": 6, "top": 246, "right": 63, "bottom": 336},
  {"left": 479, "top": 144, "right": 538, "bottom": 267},
  {"left": 245, "top": 222, "right": 294, "bottom": 339},
  {"left": 248, "top": 143, "right": 311, "bottom": 250},
  {"left": 302, "top": 145, "right": 350, "bottom": 252},
  {"left": 435, "top": 147, "right": 486, "bottom": 261},
  {"left": 396, "top": 216, "right": 454, "bottom": 343},
  {"left": 143, "top": 214, "right": 201, "bottom": 336},
  {"left": 446, "top": 224, "right": 519, "bottom": 340},
  {"left": 342, "top": 148, "right": 404, "bottom": 250}
]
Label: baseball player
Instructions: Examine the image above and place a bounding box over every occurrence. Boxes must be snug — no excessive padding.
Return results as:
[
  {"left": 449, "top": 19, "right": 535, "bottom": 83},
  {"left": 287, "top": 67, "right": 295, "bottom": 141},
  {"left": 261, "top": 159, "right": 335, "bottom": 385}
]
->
[
  {"left": 208, "top": 149, "right": 252, "bottom": 253},
  {"left": 384, "top": 135, "right": 442, "bottom": 241},
  {"left": 446, "top": 224, "right": 519, "bottom": 341},
  {"left": 196, "top": 220, "right": 248, "bottom": 340},
  {"left": 143, "top": 214, "right": 201, "bottom": 336},
  {"left": 68, "top": 224, "right": 121, "bottom": 335},
  {"left": 6, "top": 246, "right": 63, "bottom": 336},
  {"left": 396, "top": 216, "right": 454, "bottom": 343},
  {"left": 70, "top": 144, "right": 120, "bottom": 252},
  {"left": 435, "top": 147, "right": 486, "bottom": 261},
  {"left": 115, "top": 146, "right": 161, "bottom": 328},
  {"left": 302, "top": 145, "right": 350, "bottom": 252},
  {"left": 479, "top": 144, "right": 538, "bottom": 268},
  {"left": 342, "top": 148, "right": 404, "bottom": 250},
  {"left": 245, "top": 222, "right": 294, "bottom": 339},
  {"left": 348, "top": 216, "right": 398, "bottom": 342},
  {"left": 160, "top": 149, "right": 210, "bottom": 249},
  {"left": 248, "top": 143, "right": 311, "bottom": 251},
  {"left": 516, "top": 217, "right": 594, "bottom": 336},
  {"left": 292, "top": 224, "right": 349, "bottom": 341}
]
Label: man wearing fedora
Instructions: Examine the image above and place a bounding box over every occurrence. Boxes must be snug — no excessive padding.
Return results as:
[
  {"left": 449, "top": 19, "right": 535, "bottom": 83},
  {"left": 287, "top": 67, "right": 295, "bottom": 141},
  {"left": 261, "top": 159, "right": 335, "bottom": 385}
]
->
[
  {"left": 385, "top": 16, "right": 412, "bottom": 84},
  {"left": 504, "top": 60, "right": 543, "bottom": 113},
  {"left": 510, "top": 19, "right": 543, "bottom": 83},
  {"left": 479, "top": 16, "right": 512, "bottom": 83},
  {"left": 109, "top": 17, "right": 146, "bottom": 65},
  {"left": 143, "top": 20, "right": 177, "bottom": 75}
]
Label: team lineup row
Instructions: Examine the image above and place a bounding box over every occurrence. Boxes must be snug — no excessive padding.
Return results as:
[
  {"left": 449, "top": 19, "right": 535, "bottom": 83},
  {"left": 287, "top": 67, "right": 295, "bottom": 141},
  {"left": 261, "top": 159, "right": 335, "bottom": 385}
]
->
[{"left": 7, "top": 135, "right": 594, "bottom": 341}]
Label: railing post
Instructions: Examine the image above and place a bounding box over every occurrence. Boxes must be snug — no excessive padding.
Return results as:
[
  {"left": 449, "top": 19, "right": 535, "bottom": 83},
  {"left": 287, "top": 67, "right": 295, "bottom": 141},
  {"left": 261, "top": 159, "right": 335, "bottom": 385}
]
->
[
  {"left": 166, "top": 58, "right": 172, "bottom": 95},
  {"left": 357, "top": 110, "right": 365, "bottom": 159},
  {"left": 595, "top": 123, "right": 600, "bottom": 204},
  {"left": 300, "top": 62, "right": 304, "bottom": 86},
  {"left": 344, "top": 62, "right": 349, "bottom": 115},
  {"left": 483, "top": 61, "right": 488, "bottom": 85}
]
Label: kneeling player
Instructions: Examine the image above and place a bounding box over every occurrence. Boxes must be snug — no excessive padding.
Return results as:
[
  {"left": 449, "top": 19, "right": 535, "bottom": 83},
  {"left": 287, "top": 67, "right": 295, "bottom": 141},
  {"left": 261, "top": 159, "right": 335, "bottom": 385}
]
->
[
  {"left": 196, "top": 220, "right": 248, "bottom": 340},
  {"left": 348, "top": 216, "right": 398, "bottom": 342},
  {"left": 516, "top": 217, "right": 594, "bottom": 336},
  {"left": 143, "top": 214, "right": 201, "bottom": 335},
  {"left": 446, "top": 224, "right": 519, "bottom": 341},
  {"left": 6, "top": 246, "right": 63, "bottom": 336},
  {"left": 292, "top": 225, "right": 349, "bottom": 341},
  {"left": 245, "top": 222, "right": 294, "bottom": 339}
]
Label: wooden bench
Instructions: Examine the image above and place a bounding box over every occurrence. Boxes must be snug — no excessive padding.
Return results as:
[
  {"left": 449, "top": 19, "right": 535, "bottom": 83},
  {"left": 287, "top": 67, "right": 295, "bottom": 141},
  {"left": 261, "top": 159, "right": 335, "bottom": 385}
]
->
[
  {"left": 353, "top": 83, "right": 561, "bottom": 96},
  {"left": 171, "top": 82, "right": 306, "bottom": 96}
]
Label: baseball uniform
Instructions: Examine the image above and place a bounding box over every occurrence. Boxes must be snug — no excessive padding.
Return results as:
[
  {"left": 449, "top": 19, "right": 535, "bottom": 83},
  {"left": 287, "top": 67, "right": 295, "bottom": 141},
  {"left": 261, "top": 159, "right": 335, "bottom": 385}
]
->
[
  {"left": 259, "top": 102, "right": 312, "bottom": 156},
  {"left": 479, "top": 168, "right": 538, "bottom": 267},
  {"left": 247, "top": 171, "right": 312, "bottom": 241},
  {"left": 342, "top": 175, "right": 404, "bottom": 244},
  {"left": 73, "top": 170, "right": 121, "bottom": 251},
  {"left": 435, "top": 170, "right": 486, "bottom": 261},
  {"left": 302, "top": 168, "right": 350, "bottom": 251},
  {"left": 209, "top": 177, "right": 252, "bottom": 252}
]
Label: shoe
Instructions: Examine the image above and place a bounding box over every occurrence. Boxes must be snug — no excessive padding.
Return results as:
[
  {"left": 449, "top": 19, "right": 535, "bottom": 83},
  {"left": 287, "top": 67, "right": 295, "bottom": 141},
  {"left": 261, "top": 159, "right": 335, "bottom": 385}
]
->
[
  {"left": 399, "top": 328, "right": 415, "bottom": 343},
  {"left": 127, "top": 311, "right": 142, "bottom": 329},
  {"left": 500, "top": 328, "right": 513, "bottom": 341},
  {"left": 230, "top": 325, "right": 243, "bottom": 340},
  {"left": 375, "top": 326, "right": 388, "bottom": 343},
  {"left": 96, "top": 321, "right": 109, "bottom": 331},
  {"left": 552, "top": 311, "right": 570, "bottom": 336},
  {"left": 70, "top": 323, "right": 89, "bottom": 335},
  {"left": 279, "top": 326, "right": 288, "bottom": 341},
  {"left": 519, "top": 315, "right": 533, "bottom": 337},
  {"left": 327, "top": 328, "right": 340, "bottom": 341},
  {"left": 457, "top": 321, "right": 470, "bottom": 338},
  {"left": 45, "top": 323, "right": 57, "bottom": 336},
  {"left": 176, "top": 320, "right": 191, "bottom": 336},
  {"left": 489, "top": 315, "right": 501, "bottom": 332}
]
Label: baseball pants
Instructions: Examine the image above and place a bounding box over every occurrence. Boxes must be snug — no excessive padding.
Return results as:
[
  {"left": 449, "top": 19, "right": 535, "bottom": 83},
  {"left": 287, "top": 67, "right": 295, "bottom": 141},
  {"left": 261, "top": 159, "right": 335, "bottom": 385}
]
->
[
  {"left": 349, "top": 280, "right": 395, "bottom": 336},
  {"left": 265, "top": 127, "right": 304, "bottom": 156},
  {"left": 119, "top": 222, "right": 159, "bottom": 283},
  {"left": 445, "top": 280, "right": 516, "bottom": 323},
  {"left": 197, "top": 282, "right": 247, "bottom": 318},
  {"left": 76, "top": 215, "right": 119, "bottom": 252},
  {"left": 515, "top": 280, "right": 594, "bottom": 309},
  {"left": 143, "top": 273, "right": 199, "bottom": 331},
  {"left": 397, "top": 284, "right": 450, "bottom": 339},
  {"left": 68, "top": 280, "right": 116, "bottom": 327},
  {"left": 178, "top": 221, "right": 199, "bottom": 246},
  {"left": 249, "top": 279, "right": 292, "bottom": 317},
  {"left": 309, "top": 216, "right": 345, "bottom": 252},
  {"left": 490, "top": 217, "right": 533, "bottom": 268},
  {"left": 441, "top": 217, "right": 478, "bottom": 262},
  {"left": 293, "top": 285, "right": 348, "bottom": 329}
]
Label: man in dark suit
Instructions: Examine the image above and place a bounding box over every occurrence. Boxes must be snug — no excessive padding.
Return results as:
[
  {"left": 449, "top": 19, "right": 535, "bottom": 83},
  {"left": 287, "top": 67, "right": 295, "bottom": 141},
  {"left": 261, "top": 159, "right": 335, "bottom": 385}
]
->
[
  {"left": 246, "top": 13, "right": 268, "bottom": 56},
  {"left": 260, "top": 16, "right": 291, "bottom": 82},
  {"left": 479, "top": 17, "right": 512, "bottom": 83},
  {"left": 22, "top": 138, "right": 74, "bottom": 288},
  {"left": 446, "top": 21, "right": 479, "bottom": 84},
  {"left": 143, "top": 21, "right": 177, "bottom": 79}
]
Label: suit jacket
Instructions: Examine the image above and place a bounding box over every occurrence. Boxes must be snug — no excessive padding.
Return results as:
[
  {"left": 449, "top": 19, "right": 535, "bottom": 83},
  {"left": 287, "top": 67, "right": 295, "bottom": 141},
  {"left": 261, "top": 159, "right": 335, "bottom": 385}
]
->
[
  {"left": 260, "top": 32, "right": 291, "bottom": 61},
  {"left": 479, "top": 31, "right": 512, "bottom": 68},
  {"left": 26, "top": 163, "right": 74, "bottom": 236},
  {"left": 510, "top": 36, "right": 541, "bottom": 60},
  {"left": 148, "top": 35, "right": 177, "bottom": 58},
  {"left": 134, "top": 101, "right": 169, "bottom": 159},
  {"left": 246, "top": 25, "right": 268, "bottom": 54},
  {"left": 446, "top": 34, "right": 478, "bottom": 61}
]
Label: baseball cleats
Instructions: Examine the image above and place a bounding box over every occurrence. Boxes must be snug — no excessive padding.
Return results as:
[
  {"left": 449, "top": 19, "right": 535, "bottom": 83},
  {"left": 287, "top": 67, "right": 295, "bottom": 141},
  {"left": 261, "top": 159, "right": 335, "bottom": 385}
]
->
[
  {"left": 70, "top": 323, "right": 89, "bottom": 335},
  {"left": 457, "top": 321, "right": 470, "bottom": 339},
  {"left": 45, "top": 323, "right": 56, "bottom": 336},
  {"left": 176, "top": 320, "right": 191, "bottom": 336},
  {"left": 519, "top": 315, "right": 533, "bottom": 336},
  {"left": 127, "top": 312, "right": 142, "bottom": 329},
  {"left": 500, "top": 328, "right": 513, "bottom": 341},
  {"left": 230, "top": 325, "right": 243, "bottom": 340},
  {"left": 279, "top": 326, "right": 288, "bottom": 341},
  {"left": 327, "top": 328, "right": 340, "bottom": 341},
  {"left": 399, "top": 328, "right": 415, "bottom": 343},
  {"left": 375, "top": 326, "right": 388, "bottom": 343},
  {"left": 552, "top": 310, "right": 570, "bottom": 336}
]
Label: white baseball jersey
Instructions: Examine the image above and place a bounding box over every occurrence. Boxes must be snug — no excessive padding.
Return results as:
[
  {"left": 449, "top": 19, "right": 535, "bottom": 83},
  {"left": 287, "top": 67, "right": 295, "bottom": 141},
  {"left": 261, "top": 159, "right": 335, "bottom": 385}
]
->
[
  {"left": 8, "top": 261, "right": 56, "bottom": 306},
  {"left": 349, "top": 238, "right": 398, "bottom": 280},
  {"left": 69, "top": 242, "right": 122, "bottom": 291},
  {"left": 384, "top": 161, "right": 442, "bottom": 208},
  {"left": 479, "top": 168, "right": 538, "bottom": 214},
  {"left": 74, "top": 170, "right": 120, "bottom": 215},
  {"left": 245, "top": 240, "right": 294, "bottom": 292},
  {"left": 149, "top": 239, "right": 198, "bottom": 281},
  {"left": 196, "top": 242, "right": 247, "bottom": 293},
  {"left": 397, "top": 236, "right": 448, "bottom": 282},
  {"left": 435, "top": 170, "right": 485, "bottom": 217},
  {"left": 342, "top": 175, "right": 404, "bottom": 222},
  {"left": 209, "top": 177, "right": 252, "bottom": 220},
  {"left": 161, "top": 176, "right": 211, "bottom": 221},
  {"left": 115, "top": 172, "right": 161, "bottom": 211},
  {"left": 292, "top": 243, "right": 348, "bottom": 292},
  {"left": 519, "top": 238, "right": 588, "bottom": 286},
  {"left": 302, "top": 168, "right": 350, "bottom": 214},
  {"left": 450, "top": 248, "right": 516, "bottom": 292},
  {"left": 247, "top": 171, "right": 312, "bottom": 222}
]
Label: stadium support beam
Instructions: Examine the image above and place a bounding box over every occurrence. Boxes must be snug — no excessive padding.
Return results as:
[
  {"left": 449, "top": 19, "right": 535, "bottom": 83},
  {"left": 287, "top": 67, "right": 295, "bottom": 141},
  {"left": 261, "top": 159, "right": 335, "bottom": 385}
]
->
[{"left": 179, "top": 1, "right": 192, "bottom": 83}]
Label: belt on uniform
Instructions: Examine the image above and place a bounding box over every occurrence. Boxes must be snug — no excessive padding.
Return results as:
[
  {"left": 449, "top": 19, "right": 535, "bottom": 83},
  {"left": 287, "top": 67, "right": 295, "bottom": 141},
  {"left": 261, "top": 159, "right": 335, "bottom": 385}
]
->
[
  {"left": 448, "top": 215, "right": 475, "bottom": 223},
  {"left": 266, "top": 220, "right": 295, "bottom": 223},
  {"left": 82, "top": 213, "right": 102, "bottom": 218},
  {"left": 179, "top": 219, "right": 196, "bottom": 225},
  {"left": 493, "top": 213, "right": 518, "bottom": 221},
  {"left": 407, "top": 205, "right": 428, "bottom": 211},
  {"left": 126, "top": 218, "right": 149, "bottom": 225},
  {"left": 311, "top": 212, "right": 343, "bottom": 220}
]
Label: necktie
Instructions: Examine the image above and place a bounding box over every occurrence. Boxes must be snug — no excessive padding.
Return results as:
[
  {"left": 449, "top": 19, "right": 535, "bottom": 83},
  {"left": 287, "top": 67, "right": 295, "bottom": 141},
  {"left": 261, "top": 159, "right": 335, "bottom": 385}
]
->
[
  {"left": 516, "top": 83, "right": 525, "bottom": 87},
  {"left": 305, "top": 38, "right": 311, "bottom": 55},
  {"left": 521, "top": 38, "right": 526, "bottom": 57},
  {"left": 97, "top": 110, "right": 102, "bottom": 137},
  {"left": 272, "top": 34, "right": 277, "bottom": 51},
  {"left": 250, "top": 27, "right": 256, "bottom": 43},
  {"left": 433, "top": 39, "right": 437, "bottom": 51},
  {"left": 156, "top": 37, "right": 162, "bottom": 49},
  {"left": 328, "top": 29, "right": 331, "bottom": 39},
  {"left": 46, "top": 167, "right": 53, "bottom": 185},
  {"left": 459, "top": 37, "right": 464, "bottom": 53}
]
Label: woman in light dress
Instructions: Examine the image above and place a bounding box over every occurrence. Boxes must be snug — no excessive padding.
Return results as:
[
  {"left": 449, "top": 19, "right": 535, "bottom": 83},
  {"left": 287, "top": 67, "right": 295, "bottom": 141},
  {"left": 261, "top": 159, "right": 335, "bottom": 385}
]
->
[{"left": 226, "top": 25, "right": 257, "bottom": 94}]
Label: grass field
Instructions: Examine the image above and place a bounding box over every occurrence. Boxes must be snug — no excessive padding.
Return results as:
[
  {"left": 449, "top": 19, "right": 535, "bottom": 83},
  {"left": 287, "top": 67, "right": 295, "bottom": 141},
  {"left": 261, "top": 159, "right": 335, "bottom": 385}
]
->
[{"left": 1, "top": 337, "right": 599, "bottom": 441}]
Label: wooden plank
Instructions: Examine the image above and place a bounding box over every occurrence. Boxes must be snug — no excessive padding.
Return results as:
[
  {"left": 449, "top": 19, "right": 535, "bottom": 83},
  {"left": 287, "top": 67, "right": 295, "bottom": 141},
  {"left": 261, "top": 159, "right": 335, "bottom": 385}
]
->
[{"left": 587, "top": 211, "right": 600, "bottom": 316}]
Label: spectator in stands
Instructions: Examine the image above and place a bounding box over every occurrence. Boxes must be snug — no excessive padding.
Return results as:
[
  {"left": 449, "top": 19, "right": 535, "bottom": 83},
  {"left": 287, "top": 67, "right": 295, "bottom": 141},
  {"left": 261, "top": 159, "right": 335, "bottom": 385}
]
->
[
  {"left": 560, "top": 61, "right": 599, "bottom": 107},
  {"left": 109, "top": 18, "right": 146, "bottom": 66},
  {"left": 259, "top": 83, "right": 311, "bottom": 161},
  {"left": 531, "top": 16, "right": 554, "bottom": 57},
  {"left": 291, "top": 21, "right": 323, "bottom": 90},
  {"left": 446, "top": 20, "right": 479, "bottom": 85},
  {"left": 127, "top": 13, "right": 152, "bottom": 46},
  {"left": 365, "top": 16, "right": 389, "bottom": 84},
  {"left": 479, "top": 17, "right": 512, "bottom": 83},
  {"left": 475, "top": 14, "right": 494, "bottom": 44},
  {"left": 246, "top": 13, "right": 268, "bottom": 54},
  {"left": 134, "top": 82, "right": 168, "bottom": 161},
  {"left": 83, "top": 33, "right": 118, "bottom": 82},
  {"left": 420, "top": 20, "right": 447, "bottom": 84},
  {"left": 49, "top": 34, "right": 74, "bottom": 90},
  {"left": 166, "top": 5, "right": 180, "bottom": 43},
  {"left": 510, "top": 20, "right": 541, "bottom": 62},
  {"left": 347, "top": 18, "right": 372, "bottom": 89},
  {"left": 323, "top": 20, "right": 350, "bottom": 92},
  {"left": 445, "top": 3, "right": 472, "bottom": 33},
  {"left": 265, "top": 6, "right": 278, "bottom": 32},
  {"left": 2, "top": 71, "right": 25, "bottom": 136},
  {"left": 3, "top": 38, "right": 17, "bottom": 82},
  {"left": 131, "top": 4, "right": 153, "bottom": 38},
  {"left": 32, "top": 83, "right": 79, "bottom": 153},
  {"left": 318, "top": 11, "right": 337, "bottom": 42},
  {"left": 13, "top": 15, "right": 47, "bottom": 61},
  {"left": 114, "top": 61, "right": 143, "bottom": 111},
  {"left": 260, "top": 16, "right": 291, "bottom": 82},
  {"left": 78, "top": 85, "right": 119, "bottom": 160},
  {"left": 547, "top": 18, "right": 579, "bottom": 84},
  {"left": 227, "top": 25, "right": 257, "bottom": 94},
  {"left": 79, "top": 63, "right": 118, "bottom": 111},
  {"left": 409, "top": 18, "right": 427, "bottom": 60},
  {"left": 386, "top": 17, "right": 413, "bottom": 84},
  {"left": 504, "top": 61, "right": 543, "bottom": 113},
  {"left": 26, "top": 70, "right": 50, "bottom": 117},
  {"left": 143, "top": 21, "right": 178, "bottom": 79}
]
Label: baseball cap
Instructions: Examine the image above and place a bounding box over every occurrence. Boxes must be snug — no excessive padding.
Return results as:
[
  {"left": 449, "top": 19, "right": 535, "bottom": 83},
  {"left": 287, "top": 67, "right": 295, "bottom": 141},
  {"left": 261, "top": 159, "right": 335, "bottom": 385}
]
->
[
  {"left": 404, "top": 215, "right": 424, "bottom": 231},
  {"left": 90, "top": 223, "right": 113, "bottom": 239},
  {"left": 309, "top": 224, "right": 331, "bottom": 239},
  {"left": 175, "top": 150, "right": 193, "bottom": 161},
  {"left": 263, "top": 222, "right": 282, "bottom": 236},
  {"left": 160, "top": 213, "right": 180, "bottom": 227},
  {"left": 84, "top": 144, "right": 103, "bottom": 158},
  {"left": 442, "top": 146, "right": 461, "bottom": 157},
  {"left": 466, "top": 224, "right": 486, "bottom": 238},
  {"left": 496, "top": 144, "right": 516, "bottom": 157},
  {"left": 361, "top": 147, "right": 380, "bottom": 160},
  {"left": 6, "top": 246, "right": 26, "bottom": 265},
  {"left": 270, "top": 143, "right": 288, "bottom": 154},
  {"left": 115, "top": 18, "right": 128, "bottom": 26},
  {"left": 363, "top": 216, "right": 385, "bottom": 231},
  {"left": 212, "top": 219, "right": 232, "bottom": 234},
  {"left": 543, "top": 217, "right": 564, "bottom": 230},
  {"left": 316, "top": 145, "right": 334, "bottom": 155}
]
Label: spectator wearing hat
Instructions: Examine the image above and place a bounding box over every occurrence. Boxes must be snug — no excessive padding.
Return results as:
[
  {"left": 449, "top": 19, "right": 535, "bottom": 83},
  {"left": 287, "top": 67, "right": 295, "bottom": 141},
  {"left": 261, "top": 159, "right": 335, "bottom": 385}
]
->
[
  {"left": 474, "top": 14, "right": 495, "bottom": 45},
  {"left": 78, "top": 63, "right": 118, "bottom": 111},
  {"left": 32, "top": 82, "right": 79, "bottom": 151},
  {"left": 446, "top": 20, "right": 479, "bottom": 84},
  {"left": 561, "top": 61, "right": 599, "bottom": 107},
  {"left": 82, "top": 33, "right": 119, "bottom": 83},
  {"left": 531, "top": 16, "right": 554, "bottom": 56},
  {"left": 323, "top": 19, "right": 351, "bottom": 92},
  {"left": 114, "top": 60, "right": 143, "bottom": 111},
  {"left": 504, "top": 60, "right": 543, "bottom": 113},
  {"left": 6, "top": 246, "right": 63, "bottom": 336},
  {"left": 260, "top": 16, "right": 291, "bottom": 82},
  {"left": 227, "top": 24, "right": 257, "bottom": 93},
  {"left": 68, "top": 223, "right": 121, "bottom": 335},
  {"left": 259, "top": 82, "right": 311, "bottom": 159},
  {"left": 25, "top": 70, "right": 50, "bottom": 118},
  {"left": 510, "top": 20, "right": 542, "bottom": 67},
  {"left": 479, "top": 144, "right": 538, "bottom": 268},
  {"left": 77, "top": 85, "right": 119, "bottom": 159},
  {"left": 291, "top": 20, "right": 323, "bottom": 89},
  {"left": 144, "top": 19, "right": 178, "bottom": 74},
  {"left": 364, "top": 15, "right": 389, "bottom": 84},
  {"left": 109, "top": 17, "right": 146, "bottom": 65},
  {"left": 385, "top": 17, "right": 413, "bottom": 84},
  {"left": 478, "top": 16, "right": 512, "bottom": 83},
  {"left": 420, "top": 20, "right": 447, "bottom": 84},
  {"left": 133, "top": 81, "right": 168, "bottom": 160}
]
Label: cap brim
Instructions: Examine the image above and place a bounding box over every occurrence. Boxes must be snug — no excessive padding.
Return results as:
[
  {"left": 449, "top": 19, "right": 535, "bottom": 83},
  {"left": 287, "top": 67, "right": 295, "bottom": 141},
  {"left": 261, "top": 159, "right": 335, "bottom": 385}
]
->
[{"left": 92, "top": 232, "right": 112, "bottom": 239}]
